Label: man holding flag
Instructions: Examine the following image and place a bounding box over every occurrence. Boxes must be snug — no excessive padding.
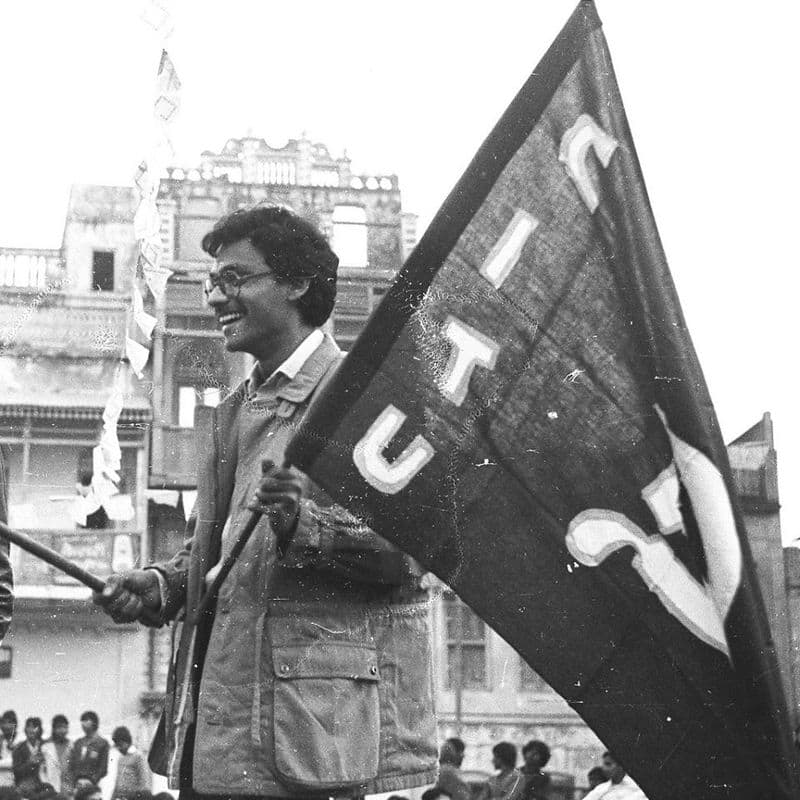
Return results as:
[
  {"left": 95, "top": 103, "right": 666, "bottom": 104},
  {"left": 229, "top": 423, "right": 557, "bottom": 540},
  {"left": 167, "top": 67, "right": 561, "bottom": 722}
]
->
[
  {"left": 282, "top": 2, "right": 799, "bottom": 798},
  {"left": 94, "top": 206, "right": 437, "bottom": 800}
]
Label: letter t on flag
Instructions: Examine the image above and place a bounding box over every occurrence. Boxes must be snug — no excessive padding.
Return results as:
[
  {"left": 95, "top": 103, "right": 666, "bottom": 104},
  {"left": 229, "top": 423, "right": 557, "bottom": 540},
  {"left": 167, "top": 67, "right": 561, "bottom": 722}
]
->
[{"left": 287, "top": 2, "right": 798, "bottom": 797}]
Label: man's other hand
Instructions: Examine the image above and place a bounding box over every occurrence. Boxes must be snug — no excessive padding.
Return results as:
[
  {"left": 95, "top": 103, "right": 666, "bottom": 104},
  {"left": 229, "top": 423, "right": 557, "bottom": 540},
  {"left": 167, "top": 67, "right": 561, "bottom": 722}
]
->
[
  {"left": 92, "top": 569, "right": 161, "bottom": 624},
  {"left": 249, "top": 459, "right": 308, "bottom": 538}
]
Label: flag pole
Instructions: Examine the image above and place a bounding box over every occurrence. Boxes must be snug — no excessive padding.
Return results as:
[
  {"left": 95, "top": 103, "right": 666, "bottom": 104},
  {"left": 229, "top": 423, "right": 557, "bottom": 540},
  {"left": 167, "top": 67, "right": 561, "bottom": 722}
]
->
[
  {"left": 0, "top": 520, "right": 105, "bottom": 592},
  {"left": 0, "top": 521, "right": 160, "bottom": 625}
]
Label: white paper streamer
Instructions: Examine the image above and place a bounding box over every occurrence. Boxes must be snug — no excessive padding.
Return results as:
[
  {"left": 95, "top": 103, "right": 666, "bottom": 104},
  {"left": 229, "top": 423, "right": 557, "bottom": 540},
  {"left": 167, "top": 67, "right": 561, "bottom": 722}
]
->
[
  {"left": 182, "top": 490, "right": 197, "bottom": 521},
  {"left": 154, "top": 50, "right": 181, "bottom": 123},
  {"left": 146, "top": 489, "right": 181, "bottom": 507},
  {"left": 133, "top": 285, "right": 158, "bottom": 339},
  {"left": 126, "top": 336, "right": 150, "bottom": 378}
]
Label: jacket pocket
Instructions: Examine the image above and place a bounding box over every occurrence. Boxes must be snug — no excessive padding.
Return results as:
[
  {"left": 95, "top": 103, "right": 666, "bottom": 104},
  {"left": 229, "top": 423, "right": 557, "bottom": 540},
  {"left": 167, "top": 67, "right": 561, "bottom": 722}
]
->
[{"left": 272, "top": 640, "right": 380, "bottom": 791}]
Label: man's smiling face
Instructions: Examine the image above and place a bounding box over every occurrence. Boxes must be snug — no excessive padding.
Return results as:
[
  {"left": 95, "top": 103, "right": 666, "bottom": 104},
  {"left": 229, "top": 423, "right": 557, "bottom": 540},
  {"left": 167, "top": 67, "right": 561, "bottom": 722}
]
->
[{"left": 206, "top": 238, "right": 296, "bottom": 361}]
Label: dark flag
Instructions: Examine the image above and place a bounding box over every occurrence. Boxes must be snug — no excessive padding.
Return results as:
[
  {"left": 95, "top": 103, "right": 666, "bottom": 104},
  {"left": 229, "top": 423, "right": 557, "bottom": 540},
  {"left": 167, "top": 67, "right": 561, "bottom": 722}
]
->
[{"left": 286, "top": 3, "right": 798, "bottom": 797}]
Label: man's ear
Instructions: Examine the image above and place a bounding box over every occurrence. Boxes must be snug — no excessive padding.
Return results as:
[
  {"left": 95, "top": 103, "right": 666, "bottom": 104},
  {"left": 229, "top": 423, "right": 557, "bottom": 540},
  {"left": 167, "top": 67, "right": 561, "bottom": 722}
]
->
[{"left": 286, "top": 277, "right": 311, "bottom": 303}]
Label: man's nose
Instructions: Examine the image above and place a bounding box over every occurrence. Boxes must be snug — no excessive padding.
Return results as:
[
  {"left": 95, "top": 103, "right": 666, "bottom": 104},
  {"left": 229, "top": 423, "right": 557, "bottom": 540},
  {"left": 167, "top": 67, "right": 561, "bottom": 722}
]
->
[{"left": 205, "top": 284, "right": 228, "bottom": 305}]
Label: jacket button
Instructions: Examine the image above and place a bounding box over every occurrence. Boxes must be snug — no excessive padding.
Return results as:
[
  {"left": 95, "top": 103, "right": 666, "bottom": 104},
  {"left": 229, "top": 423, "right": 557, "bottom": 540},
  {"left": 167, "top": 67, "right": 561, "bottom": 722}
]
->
[
  {"left": 369, "top": 665, "right": 378, "bottom": 675},
  {"left": 280, "top": 664, "right": 290, "bottom": 674}
]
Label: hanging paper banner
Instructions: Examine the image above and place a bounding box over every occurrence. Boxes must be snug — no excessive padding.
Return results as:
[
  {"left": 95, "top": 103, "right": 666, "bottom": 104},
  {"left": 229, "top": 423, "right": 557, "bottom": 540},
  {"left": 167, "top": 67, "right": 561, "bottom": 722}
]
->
[
  {"left": 181, "top": 490, "right": 197, "bottom": 521},
  {"left": 143, "top": 261, "right": 173, "bottom": 303},
  {"left": 141, "top": 0, "right": 175, "bottom": 39},
  {"left": 154, "top": 50, "right": 181, "bottom": 124},
  {"left": 126, "top": 336, "right": 150, "bottom": 378},
  {"left": 105, "top": 494, "right": 135, "bottom": 522},
  {"left": 133, "top": 285, "right": 158, "bottom": 339},
  {"left": 92, "top": 446, "right": 120, "bottom": 503},
  {"left": 146, "top": 489, "right": 181, "bottom": 507}
]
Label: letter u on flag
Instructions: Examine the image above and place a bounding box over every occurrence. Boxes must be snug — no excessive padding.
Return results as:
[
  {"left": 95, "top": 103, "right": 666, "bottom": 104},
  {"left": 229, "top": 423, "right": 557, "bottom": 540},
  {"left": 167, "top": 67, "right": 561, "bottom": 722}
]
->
[{"left": 286, "top": 3, "right": 798, "bottom": 797}]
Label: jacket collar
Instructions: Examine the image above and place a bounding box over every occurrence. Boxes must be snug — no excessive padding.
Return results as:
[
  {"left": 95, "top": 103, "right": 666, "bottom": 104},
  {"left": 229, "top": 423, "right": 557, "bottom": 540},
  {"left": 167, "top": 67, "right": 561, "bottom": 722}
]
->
[{"left": 246, "top": 333, "right": 342, "bottom": 405}]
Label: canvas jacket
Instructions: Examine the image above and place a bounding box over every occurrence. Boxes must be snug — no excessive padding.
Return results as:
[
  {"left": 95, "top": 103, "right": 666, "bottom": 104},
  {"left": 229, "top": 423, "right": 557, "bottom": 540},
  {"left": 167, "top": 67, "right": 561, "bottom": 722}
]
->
[{"left": 151, "top": 334, "right": 437, "bottom": 796}]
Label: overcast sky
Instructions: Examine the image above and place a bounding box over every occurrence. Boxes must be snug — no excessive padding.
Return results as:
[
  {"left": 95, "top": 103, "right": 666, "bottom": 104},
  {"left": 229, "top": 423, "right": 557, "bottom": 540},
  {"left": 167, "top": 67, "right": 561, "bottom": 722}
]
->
[{"left": 0, "top": 1, "right": 797, "bottom": 544}]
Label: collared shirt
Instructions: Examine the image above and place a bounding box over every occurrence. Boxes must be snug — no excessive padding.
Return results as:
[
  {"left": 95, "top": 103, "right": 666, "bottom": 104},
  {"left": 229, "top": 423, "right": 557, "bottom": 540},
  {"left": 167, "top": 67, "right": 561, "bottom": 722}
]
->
[
  {"left": 583, "top": 775, "right": 648, "bottom": 800},
  {"left": 245, "top": 328, "right": 325, "bottom": 398},
  {"left": 0, "top": 735, "right": 21, "bottom": 787}
]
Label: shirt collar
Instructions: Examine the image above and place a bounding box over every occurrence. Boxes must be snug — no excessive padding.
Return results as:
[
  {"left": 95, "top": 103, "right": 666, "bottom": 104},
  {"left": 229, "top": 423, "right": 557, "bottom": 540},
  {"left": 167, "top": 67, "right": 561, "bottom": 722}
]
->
[
  {"left": 246, "top": 329, "right": 325, "bottom": 395},
  {"left": 246, "top": 330, "right": 340, "bottom": 404}
]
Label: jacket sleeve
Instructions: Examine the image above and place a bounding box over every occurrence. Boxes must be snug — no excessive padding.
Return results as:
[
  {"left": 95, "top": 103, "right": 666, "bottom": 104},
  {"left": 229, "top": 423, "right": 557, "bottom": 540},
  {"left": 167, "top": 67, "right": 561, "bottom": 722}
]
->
[
  {"left": 146, "top": 510, "right": 196, "bottom": 623},
  {"left": 96, "top": 740, "right": 109, "bottom": 782},
  {"left": 281, "top": 498, "right": 416, "bottom": 586},
  {"left": 12, "top": 744, "right": 40, "bottom": 782}
]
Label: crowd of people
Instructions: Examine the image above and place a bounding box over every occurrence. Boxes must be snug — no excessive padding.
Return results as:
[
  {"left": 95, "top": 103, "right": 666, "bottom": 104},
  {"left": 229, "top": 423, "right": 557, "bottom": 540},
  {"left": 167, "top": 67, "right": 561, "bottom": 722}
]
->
[
  {"left": 419, "top": 737, "right": 647, "bottom": 800},
  {"left": 0, "top": 710, "right": 160, "bottom": 800}
]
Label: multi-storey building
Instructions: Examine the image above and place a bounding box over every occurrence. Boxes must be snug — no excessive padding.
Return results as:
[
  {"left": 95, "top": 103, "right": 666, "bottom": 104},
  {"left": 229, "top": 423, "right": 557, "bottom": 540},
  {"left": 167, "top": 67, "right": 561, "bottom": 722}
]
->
[
  {"left": 0, "top": 190, "right": 151, "bottom": 736},
  {"left": 0, "top": 135, "right": 795, "bottom": 795},
  {"left": 0, "top": 134, "right": 418, "bottom": 744}
]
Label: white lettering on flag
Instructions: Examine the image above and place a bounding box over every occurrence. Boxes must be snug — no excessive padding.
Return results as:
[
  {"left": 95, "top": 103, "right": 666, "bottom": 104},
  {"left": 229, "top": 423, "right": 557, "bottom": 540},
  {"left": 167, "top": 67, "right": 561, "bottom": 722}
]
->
[
  {"left": 354, "top": 405, "right": 435, "bottom": 494},
  {"left": 440, "top": 316, "right": 500, "bottom": 407},
  {"left": 479, "top": 209, "right": 539, "bottom": 289},
  {"left": 566, "top": 508, "right": 729, "bottom": 654},
  {"left": 565, "top": 407, "right": 742, "bottom": 657},
  {"left": 559, "top": 114, "right": 618, "bottom": 212},
  {"left": 654, "top": 406, "right": 742, "bottom": 631},
  {"left": 641, "top": 463, "right": 684, "bottom": 536}
]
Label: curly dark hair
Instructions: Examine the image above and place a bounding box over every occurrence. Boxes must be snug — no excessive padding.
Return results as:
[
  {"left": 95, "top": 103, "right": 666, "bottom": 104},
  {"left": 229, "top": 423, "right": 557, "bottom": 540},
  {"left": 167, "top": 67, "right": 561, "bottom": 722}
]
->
[
  {"left": 522, "top": 739, "right": 551, "bottom": 767},
  {"left": 492, "top": 741, "right": 517, "bottom": 770},
  {"left": 201, "top": 206, "right": 339, "bottom": 327}
]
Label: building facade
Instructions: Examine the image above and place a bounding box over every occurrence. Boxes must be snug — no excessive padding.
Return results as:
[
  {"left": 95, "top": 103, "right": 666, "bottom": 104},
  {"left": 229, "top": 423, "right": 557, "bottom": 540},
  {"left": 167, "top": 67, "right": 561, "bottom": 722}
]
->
[
  {"left": 0, "top": 198, "right": 152, "bottom": 738},
  {"left": 432, "top": 413, "right": 797, "bottom": 788},
  {"left": 1, "top": 135, "right": 795, "bottom": 794},
  {"left": 0, "top": 133, "right": 418, "bottom": 745}
]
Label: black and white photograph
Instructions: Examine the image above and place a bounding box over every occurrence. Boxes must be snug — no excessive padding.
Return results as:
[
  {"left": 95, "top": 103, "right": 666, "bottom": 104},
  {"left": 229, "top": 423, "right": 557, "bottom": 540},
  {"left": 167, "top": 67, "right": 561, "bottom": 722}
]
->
[{"left": 0, "top": 2, "right": 798, "bottom": 798}]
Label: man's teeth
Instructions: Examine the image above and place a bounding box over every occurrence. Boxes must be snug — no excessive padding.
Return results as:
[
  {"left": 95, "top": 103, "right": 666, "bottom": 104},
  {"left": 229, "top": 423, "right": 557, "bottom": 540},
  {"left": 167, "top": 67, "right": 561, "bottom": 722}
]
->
[{"left": 219, "top": 313, "right": 243, "bottom": 325}]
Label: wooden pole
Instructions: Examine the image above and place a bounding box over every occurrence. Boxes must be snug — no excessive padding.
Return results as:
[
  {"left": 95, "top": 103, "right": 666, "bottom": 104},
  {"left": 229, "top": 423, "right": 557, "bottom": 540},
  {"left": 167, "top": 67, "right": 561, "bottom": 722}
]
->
[
  {"left": 0, "top": 520, "right": 105, "bottom": 592},
  {"left": 0, "top": 521, "right": 160, "bottom": 626}
]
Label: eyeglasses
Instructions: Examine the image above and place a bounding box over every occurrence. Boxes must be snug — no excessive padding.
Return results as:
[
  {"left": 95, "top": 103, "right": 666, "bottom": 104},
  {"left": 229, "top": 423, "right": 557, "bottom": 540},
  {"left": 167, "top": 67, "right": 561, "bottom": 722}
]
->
[{"left": 203, "top": 268, "right": 275, "bottom": 298}]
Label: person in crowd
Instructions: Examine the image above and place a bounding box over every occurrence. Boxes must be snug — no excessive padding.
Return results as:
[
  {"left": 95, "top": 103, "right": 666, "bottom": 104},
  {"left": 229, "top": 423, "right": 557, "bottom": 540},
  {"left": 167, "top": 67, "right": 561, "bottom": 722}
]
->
[
  {"left": 74, "top": 782, "right": 102, "bottom": 800},
  {"left": 582, "top": 753, "right": 647, "bottom": 800},
  {"left": 479, "top": 742, "right": 520, "bottom": 800},
  {"left": 507, "top": 740, "right": 551, "bottom": 800},
  {"left": 0, "top": 711, "right": 20, "bottom": 792},
  {"left": 107, "top": 727, "right": 150, "bottom": 800},
  {"left": 93, "top": 206, "right": 437, "bottom": 800},
  {"left": 586, "top": 767, "right": 606, "bottom": 792},
  {"left": 12, "top": 717, "right": 52, "bottom": 800},
  {"left": 445, "top": 738, "right": 466, "bottom": 765},
  {"left": 75, "top": 472, "right": 109, "bottom": 530},
  {"left": 432, "top": 740, "right": 470, "bottom": 800},
  {"left": 40, "top": 716, "right": 71, "bottom": 797},
  {"left": 68, "top": 712, "right": 108, "bottom": 790}
]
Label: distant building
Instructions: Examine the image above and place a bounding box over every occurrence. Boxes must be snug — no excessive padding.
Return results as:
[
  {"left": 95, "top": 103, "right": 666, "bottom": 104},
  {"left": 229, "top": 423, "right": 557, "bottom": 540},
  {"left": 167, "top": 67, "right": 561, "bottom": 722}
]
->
[
  {"left": 0, "top": 192, "right": 151, "bottom": 737},
  {"left": 1, "top": 137, "right": 794, "bottom": 790},
  {"left": 0, "top": 133, "right": 417, "bottom": 742},
  {"left": 434, "top": 413, "right": 796, "bottom": 784}
]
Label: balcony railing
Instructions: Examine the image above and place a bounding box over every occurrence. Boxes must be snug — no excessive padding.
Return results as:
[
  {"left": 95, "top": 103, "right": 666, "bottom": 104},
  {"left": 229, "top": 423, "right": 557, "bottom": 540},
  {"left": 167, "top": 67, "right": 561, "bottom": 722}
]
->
[{"left": 0, "top": 248, "right": 65, "bottom": 289}]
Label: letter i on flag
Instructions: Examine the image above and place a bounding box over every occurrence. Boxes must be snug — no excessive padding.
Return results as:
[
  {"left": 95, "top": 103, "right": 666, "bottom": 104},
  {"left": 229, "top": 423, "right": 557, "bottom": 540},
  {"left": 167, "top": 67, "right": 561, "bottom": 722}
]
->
[{"left": 287, "top": 2, "right": 799, "bottom": 798}]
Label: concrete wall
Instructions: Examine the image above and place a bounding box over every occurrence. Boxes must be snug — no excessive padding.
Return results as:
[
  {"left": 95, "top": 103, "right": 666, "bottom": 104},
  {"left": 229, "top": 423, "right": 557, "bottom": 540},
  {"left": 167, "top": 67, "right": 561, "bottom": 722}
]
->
[{"left": 1, "top": 603, "right": 151, "bottom": 748}]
